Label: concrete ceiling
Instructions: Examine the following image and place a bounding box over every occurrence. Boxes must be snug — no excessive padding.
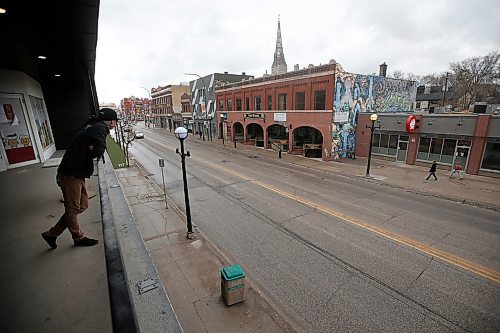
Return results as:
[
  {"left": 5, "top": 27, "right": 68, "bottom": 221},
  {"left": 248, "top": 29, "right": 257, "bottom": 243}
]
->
[{"left": 0, "top": 0, "right": 99, "bottom": 85}]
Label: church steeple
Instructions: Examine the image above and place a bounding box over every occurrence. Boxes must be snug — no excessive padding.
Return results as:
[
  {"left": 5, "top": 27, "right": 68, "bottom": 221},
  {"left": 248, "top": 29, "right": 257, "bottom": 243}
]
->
[{"left": 271, "top": 15, "right": 287, "bottom": 75}]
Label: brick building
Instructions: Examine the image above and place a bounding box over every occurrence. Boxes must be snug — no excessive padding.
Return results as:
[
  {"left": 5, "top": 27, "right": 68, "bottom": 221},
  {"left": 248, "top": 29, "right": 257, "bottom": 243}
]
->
[
  {"left": 356, "top": 113, "right": 500, "bottom": 176},
  {"left": 151, "top": 84, "right": 190, "bottom": 130},
  {"left": 120, "top": 97, "right": 150, "bottom": 121},
  {"left": 216, "top": 62, "right": 417, "bottom": 161}
]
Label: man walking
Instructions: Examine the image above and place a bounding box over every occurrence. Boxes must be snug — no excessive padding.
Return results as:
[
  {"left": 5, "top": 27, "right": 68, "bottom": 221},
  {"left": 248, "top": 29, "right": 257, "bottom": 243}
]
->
[
  {"left": 425, "top": 161, "right": 438, "bottom": 180},
  {"left": 41, "top": 108, "right": 118, "bottom": 249}
]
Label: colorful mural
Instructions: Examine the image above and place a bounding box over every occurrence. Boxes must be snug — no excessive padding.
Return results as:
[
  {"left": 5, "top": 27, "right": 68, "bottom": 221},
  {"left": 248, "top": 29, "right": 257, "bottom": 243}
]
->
[{"left": 331, "top": 72, "right": 416, "bottom": 159}]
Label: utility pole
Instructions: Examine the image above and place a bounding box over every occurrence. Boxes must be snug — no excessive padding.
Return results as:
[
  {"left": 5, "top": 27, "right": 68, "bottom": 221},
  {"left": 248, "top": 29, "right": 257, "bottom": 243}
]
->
[{"left": 442, "top": 72, "right": 449, "bottom": 107}]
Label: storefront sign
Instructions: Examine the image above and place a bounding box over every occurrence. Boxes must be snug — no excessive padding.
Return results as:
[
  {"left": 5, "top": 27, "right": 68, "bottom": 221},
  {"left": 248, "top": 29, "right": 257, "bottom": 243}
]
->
[
  {"left": 406, "top": 115, "right": 418, "bottom": 133},
  {"left": 333, "top": 103, "right": 349, "bottom": 123},
  {"left": 244, "top": 113, "right": 265, "bottom": 119},
  {"left": 274, "top": 113, "right": 286, "bottom": 122}
]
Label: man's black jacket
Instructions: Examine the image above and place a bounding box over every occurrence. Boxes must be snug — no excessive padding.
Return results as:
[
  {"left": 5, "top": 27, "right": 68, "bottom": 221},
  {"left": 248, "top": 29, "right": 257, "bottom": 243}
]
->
[{"left": 57, "top": 119, "right": 109, "bottom": 179}]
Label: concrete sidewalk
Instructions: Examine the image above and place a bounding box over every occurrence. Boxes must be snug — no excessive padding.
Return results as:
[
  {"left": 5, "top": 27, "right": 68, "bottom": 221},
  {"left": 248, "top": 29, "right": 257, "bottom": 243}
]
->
[
  {"left": 115, "top": 163, "right": 299, "bottom": 333},
  {"left": 0, "top": 161, "right": 112, "bottom": 333}
]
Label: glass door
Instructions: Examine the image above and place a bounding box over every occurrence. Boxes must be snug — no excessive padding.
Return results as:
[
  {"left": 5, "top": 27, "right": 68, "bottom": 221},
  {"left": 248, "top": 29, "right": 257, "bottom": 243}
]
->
[
  {"left": 396, "top": 135, "right": 409, "bottom": 162},
  {"left": 453, "top": 146, "right": 470, "bottom": 169}
]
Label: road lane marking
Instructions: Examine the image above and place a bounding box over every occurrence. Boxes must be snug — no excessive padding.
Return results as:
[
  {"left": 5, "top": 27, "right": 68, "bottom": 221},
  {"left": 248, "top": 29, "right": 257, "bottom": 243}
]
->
[{"left": 147, "top": 136, "right": 500, "bottom": 284}]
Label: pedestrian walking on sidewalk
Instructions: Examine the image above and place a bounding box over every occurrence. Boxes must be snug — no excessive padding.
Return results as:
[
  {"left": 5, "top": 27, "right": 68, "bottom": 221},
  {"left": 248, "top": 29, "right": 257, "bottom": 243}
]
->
[
  {"left": 425, "top": 161, "right": 438, "bottom": 180},
  {"left": 449, "top": 162, "right": 464, "bottom": 179},
  {"left": 41, "top": 108, "right": 118, "bottom": 249}
]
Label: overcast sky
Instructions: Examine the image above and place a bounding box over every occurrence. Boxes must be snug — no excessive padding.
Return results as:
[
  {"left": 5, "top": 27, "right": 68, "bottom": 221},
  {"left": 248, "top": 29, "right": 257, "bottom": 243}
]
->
[{"left": 95, "top": 0, "right": 500, "bottom": 105}]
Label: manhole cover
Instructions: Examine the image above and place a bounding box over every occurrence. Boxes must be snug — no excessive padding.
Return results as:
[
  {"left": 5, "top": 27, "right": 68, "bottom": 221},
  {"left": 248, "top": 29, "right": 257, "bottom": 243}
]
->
[{"left": 248, "top": 155, "right": 258, "bottom": 159}]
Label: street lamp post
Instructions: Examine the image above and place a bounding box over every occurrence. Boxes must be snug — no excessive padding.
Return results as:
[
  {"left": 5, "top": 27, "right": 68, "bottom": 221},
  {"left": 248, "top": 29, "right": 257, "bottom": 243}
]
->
[
  {"left": 220, "top": 113, "right": 225, "bottom": 145},
  {"left": 174, "top": 126, "right": 194, "bottom": 239},
  {"left": 365, "top": 113, "right": 380, "bottom": 178},
  {"left": 141, "top": 86, "right": 151, "bottom": 127},
  {"left": 185, "top": 73, "right": 211, "bottom": 142}
]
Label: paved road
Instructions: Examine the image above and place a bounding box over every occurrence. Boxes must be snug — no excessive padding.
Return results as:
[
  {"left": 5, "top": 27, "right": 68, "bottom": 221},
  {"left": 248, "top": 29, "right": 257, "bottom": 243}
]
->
[{"left": 128, "top": 127, "right": 500, "bottom": 333}]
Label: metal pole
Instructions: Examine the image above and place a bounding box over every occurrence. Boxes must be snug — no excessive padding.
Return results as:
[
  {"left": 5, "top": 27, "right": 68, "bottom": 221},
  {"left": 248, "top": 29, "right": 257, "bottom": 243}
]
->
[
  {"left": 159, "top": 159, "right": 168, "bottom": 209},
  {"left": 221, "top": 120, "right": 225, "bottom": 145},
  {"left": 209, "top": 118, "right": 213, "bottom": 142},
  {"left": 365, "top": 121, "right": 375, "bottom": 177},
  {"left": 179, "top": 139, "right": 193, "bottom": 238},
  {"left": 442, "top": 72, "right": 449, "bottom": 107}
]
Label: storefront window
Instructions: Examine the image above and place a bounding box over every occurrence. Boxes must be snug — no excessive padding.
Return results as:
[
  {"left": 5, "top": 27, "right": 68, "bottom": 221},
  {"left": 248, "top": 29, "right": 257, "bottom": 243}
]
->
[
  {"left": 379, "top": 134, "right": 389, "bottom": 155},
  {"left": 429, "top": 138, "right": 443, "bottom": 161},
  {"left": 417, "top": 137, "right": 431, "bottom": 160},
  {"left": 441, "top": 139, "right": 456, "bottom": 164},
  {"left": 372, "top": 134, "right": 404, "bottom": 157},
  {"left": 481, "top": 141, "right": 500, "bottom": 171},
  {"left": 389, "top": 135, "right": 398, "bottom": 156},
  {"left": 372, "top": 133, "right": 380, "bottom": 154},
  {"left": 417, "top": 136, "right": 465, "bottom": 165}
]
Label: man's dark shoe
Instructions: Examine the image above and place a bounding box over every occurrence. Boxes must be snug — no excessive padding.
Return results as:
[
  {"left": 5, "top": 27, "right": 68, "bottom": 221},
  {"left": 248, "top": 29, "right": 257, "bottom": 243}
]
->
[
  {"left": 42, "top": 232, "right": 57, "bottom": 249},
  {"left": 74, "top": 237, "right": 99, "bottom": 247}
]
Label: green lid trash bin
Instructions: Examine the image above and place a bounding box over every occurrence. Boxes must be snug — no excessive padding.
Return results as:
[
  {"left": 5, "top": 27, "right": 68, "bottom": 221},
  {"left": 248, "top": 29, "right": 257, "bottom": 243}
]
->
[{"left": 221, "top": 265, "right": 245, "bottom": 305}]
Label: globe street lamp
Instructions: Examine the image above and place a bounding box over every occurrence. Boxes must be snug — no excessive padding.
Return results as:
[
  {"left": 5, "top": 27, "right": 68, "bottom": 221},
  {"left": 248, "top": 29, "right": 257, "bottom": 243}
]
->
[
  {"left": 365, "top": 113, "right": 380, "bottom": 178},
  {"left": 185, "top": 73, "right": 211, "bottom": 142},
  {"left": 174, "top": 126, "right": 194, "bottom": 239}
]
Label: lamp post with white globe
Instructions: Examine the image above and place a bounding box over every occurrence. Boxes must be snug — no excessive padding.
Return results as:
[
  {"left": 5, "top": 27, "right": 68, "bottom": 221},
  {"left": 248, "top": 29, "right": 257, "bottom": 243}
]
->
[
  {"left": 365, "top": 113, "right": 380, "bottom": 178},
  {"left": 174, "top": 126, "right": 194, "bottom": 239}
]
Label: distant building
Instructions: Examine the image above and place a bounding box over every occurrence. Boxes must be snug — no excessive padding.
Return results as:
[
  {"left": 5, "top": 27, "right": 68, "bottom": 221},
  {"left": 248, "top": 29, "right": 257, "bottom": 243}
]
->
[
  {"left": 180, "top": 92, "right": 192, "bottom": 130},
  {"left": 271, "top": 16, "right": 287, "bottom": 76},
  {"left": 188, "top": 72, "right": 254, "bottom": 140},
  {"left": 120, "top": 97, "right": 150, "bottom": 121},
  {"left": 151, "top": 84, "right": 190, "bottom": 130}
]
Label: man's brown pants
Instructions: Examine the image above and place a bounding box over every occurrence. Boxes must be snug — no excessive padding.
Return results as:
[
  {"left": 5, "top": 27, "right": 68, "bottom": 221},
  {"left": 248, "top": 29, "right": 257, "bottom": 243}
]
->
[{"left": 47, "top": 174, "right": 88, "bottom": 240}]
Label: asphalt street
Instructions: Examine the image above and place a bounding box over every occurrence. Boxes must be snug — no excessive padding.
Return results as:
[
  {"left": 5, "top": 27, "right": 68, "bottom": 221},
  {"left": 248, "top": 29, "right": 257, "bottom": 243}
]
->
[{"left": 126, "top": 126, "right": 500, "bottom": 332}]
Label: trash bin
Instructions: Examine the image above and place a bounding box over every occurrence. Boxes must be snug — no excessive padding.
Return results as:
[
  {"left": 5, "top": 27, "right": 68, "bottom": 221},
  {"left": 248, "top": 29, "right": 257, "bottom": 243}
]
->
[{"left": 221, "top": 264, "right": 245, "bottom": 305}]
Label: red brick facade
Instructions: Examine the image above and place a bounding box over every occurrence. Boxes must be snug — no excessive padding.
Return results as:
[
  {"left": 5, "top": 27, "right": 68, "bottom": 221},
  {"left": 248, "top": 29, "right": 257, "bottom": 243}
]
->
[{"left": 216, "top": 66, "right": 336, "bottom": 161}]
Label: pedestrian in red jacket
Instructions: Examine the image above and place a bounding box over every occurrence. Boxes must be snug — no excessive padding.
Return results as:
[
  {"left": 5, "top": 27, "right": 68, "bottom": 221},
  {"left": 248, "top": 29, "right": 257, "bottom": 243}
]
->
[{"left": 449, "top": 162, "right": 463, "bottom": 179}]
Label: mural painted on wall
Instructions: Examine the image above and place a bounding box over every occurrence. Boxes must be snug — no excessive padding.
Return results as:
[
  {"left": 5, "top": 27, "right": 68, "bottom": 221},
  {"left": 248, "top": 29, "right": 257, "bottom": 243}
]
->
[{"left": 331, "top": 72, "right": 416, "bottom": 159}]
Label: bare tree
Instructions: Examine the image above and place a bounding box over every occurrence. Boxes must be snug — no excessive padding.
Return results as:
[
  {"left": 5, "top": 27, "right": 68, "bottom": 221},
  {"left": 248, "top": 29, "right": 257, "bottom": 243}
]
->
[
  {"left": 450, "top": 52, "right": 500, "bottom": 109},
  {"left": 390, "top": 70, "right": 420, "bottom": 81},
  {"left": 419, "top": 73, "right": 449, "bottom": 86}
]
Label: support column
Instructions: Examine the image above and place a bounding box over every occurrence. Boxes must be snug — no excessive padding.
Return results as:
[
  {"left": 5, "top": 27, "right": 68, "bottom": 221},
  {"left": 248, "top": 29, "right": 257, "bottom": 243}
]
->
[{"left": 263, "top": 125, "right": 269, "bottom": 149}]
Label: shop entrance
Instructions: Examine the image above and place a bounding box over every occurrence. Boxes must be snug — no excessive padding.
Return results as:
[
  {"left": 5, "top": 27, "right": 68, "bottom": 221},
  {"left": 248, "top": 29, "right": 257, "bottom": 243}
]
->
[
  {"left": 396, "top": 135, "right": 409, "bottom": 162},
  {"left": 246, "top": 123, "right": 264, "bottom": 147},
  {"left": 453, "top": 143, "right": 470, "bottom": 169}
]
